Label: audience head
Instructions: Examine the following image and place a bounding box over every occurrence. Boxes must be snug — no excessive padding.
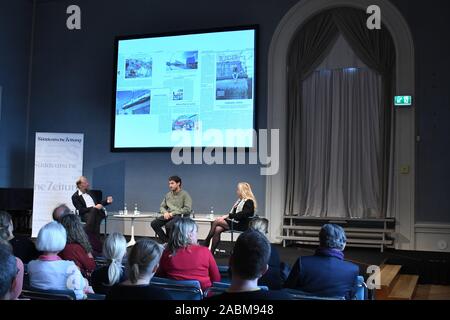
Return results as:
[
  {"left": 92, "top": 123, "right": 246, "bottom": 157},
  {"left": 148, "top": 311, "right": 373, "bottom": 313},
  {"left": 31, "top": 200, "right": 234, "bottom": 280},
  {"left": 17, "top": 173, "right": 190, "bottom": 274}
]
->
[
  {"left": 0, "top": 244, "right": 17, "bottom": 300},
  {"left": 52, "top": 204, "right": 72, "bottom": 222},
  {"left": 76, "top": 176, "right": 90, "bottom": 192},
  {"left": 319, "top": 224, "right": 347, "bottom": 251},
  {"left": 60, "top": 214, "right": 92, "bottom": 254},
  {"left": 167, "top": 218, "right": 198, "bottom": 255},
  {"left": 128, "top": 239, "right": 163, "bottom": 284},
  {"left": 249, "top": 217, "right": 269, "bottom": 235},
  {"left": 0, "top": 211, "right": 14, "bottom": 241},
  {"left": 103, "top": 233, "right": 127, "bottom": 286},
  {"left": 168, "top": 175, "right": 182, "bottom": 191},
  {"left": 36, "top": 221, "right": 67, "bottom": 254},
  {"left": 236, "top": 182, "right": 257, "bottom": 209},
  {"left": 230, "top": 229, "right": 270, "bottom": 281}
]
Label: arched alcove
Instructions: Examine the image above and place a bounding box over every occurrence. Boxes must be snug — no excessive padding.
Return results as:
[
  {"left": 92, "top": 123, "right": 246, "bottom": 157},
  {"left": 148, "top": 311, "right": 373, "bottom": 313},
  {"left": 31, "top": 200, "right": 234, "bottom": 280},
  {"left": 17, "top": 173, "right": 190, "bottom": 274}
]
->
[{"left": 265, "top": 0, "right": 415, "bottom": 250}]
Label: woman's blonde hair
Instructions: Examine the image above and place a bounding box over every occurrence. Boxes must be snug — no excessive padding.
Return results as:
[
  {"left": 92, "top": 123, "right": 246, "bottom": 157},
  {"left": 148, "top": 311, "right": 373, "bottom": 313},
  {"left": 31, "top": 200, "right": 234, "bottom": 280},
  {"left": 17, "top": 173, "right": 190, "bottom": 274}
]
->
[
  {"left": 237, "top": 182, "right": 257, "bottom": 209},
  {"left": 167, "top": 218, "right": 198, "bottom": 256},
  {"left": 128, "top": 239, "right": 163, "bottom": 284},
  {"left": 103, "top": 233, "right": 127, "bottom": 286}
]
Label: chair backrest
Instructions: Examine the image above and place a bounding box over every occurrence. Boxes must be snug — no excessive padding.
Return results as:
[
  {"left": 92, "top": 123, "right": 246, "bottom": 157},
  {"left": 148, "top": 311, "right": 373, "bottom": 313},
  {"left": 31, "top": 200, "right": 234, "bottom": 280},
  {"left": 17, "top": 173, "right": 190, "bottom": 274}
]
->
[
  {"left": 20, "top": 287, "right": 76, "bottom": 300},
  {"left": 90, "top": 190, "right": 103, "bottom": 203},
  {"left": 150, "top": 277, "right": 203, "bottom": 300},
  {"left": 354, "top": 276, "right": 367, "bottom": 300},
  {"left": 204, "top": 282, "right": 269, "bottom": 298},
  {"left": 285, "top": 289, "right": 346, "bottom": 300},
  {"left": 285, "top": 275, "right": 367, "bottom": 300},
  {"left": 86, "top": 293, "right": 106, "bottom": 300}
]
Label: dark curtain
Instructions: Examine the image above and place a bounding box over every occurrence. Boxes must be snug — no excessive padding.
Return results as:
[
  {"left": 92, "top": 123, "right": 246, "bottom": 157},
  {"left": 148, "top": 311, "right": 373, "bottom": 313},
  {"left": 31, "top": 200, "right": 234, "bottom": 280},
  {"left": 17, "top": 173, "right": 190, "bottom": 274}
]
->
[
  {"left": 285, "top": 11, "right": 340, "bottom": 214},
  {"left": 285, "top": 7, "right": 396, "bottom": 218},
  {"left": 332, "top": 7, "right": 396, "bottom": 217}
]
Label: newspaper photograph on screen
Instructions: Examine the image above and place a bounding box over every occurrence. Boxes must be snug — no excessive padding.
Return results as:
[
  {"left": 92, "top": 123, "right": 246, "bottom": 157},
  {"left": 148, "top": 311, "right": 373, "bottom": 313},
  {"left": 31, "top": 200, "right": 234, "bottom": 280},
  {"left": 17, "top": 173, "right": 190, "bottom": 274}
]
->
[{"left": 113, "top": 27, "right": 256, "bottom": 149}]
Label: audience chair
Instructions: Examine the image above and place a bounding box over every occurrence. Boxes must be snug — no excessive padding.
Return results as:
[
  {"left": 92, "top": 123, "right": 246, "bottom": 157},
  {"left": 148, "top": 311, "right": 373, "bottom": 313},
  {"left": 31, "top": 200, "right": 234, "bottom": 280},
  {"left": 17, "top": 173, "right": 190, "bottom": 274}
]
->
[
  {"left": 216, "top": 215, "right": 259, "bottom": 256},
  {"left": 150, "top": 277, "right": 203, "bottom": 300},
  {"left": 20, "top": 288, "right": 76, "bottom": 300},
  {"left": 204, "top": 282, "right": 269, "bottom": 298},
  {"left": 285, "top": 276, "right": 367, "bottom": 300}
]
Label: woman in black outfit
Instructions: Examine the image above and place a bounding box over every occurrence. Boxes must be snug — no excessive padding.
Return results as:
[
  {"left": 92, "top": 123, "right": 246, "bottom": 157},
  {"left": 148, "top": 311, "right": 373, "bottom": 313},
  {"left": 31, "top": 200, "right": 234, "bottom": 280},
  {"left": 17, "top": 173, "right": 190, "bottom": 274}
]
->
[
  {"left": 203, "top": 182, "right": 257, "bottom": 253},
  {"left": 91, "top": 232, "right": 127, "bottom": 294},
  {"left": 106, "top": 239, "right": 172, "bottom": 300}
]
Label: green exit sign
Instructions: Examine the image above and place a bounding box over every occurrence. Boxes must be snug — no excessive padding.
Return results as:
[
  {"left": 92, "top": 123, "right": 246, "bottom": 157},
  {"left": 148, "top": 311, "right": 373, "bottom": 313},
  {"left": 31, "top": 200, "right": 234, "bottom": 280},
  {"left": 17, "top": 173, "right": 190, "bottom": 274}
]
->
[{"left": 394, "top": 95, "right": 413, "bottom": 107}]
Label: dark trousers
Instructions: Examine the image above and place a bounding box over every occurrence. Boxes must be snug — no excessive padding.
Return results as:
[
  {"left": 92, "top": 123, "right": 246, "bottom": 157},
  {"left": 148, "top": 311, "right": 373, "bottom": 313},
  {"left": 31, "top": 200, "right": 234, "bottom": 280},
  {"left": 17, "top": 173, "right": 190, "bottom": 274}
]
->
[
  {"left": 81, "top": 208, "right": 105, "bottom": 255},
  {"left": 81, "top": 207, "right": 105, "bottom": 235},
  {"left": 151, "top": 215, "right": 185, "bottom": 243}
]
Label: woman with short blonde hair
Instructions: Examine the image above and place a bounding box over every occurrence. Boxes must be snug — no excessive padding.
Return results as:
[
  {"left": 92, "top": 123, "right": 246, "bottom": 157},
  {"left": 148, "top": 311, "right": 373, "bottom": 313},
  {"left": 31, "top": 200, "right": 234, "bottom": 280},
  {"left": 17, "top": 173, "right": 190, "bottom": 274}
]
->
[{"left": 203, "top": 182, "right": 257, "bottom": 253}]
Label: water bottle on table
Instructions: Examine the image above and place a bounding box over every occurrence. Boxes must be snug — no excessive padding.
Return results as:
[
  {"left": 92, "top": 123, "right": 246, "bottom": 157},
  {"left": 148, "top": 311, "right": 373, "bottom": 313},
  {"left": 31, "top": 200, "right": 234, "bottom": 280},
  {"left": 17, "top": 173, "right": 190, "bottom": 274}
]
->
[
  {"left": 134, "top": 203, "right": 140, "bottom": 215},
  {"left": 209, "top": 207, "right": 214, "bottom": 220}
]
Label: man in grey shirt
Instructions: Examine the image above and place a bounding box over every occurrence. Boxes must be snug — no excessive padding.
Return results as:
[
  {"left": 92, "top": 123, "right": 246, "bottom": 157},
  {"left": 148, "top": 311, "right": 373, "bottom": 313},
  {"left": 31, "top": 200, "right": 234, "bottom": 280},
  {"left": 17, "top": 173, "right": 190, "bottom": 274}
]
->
[{"left": 151, "top": 176, "right": 192, "bottom": 243}]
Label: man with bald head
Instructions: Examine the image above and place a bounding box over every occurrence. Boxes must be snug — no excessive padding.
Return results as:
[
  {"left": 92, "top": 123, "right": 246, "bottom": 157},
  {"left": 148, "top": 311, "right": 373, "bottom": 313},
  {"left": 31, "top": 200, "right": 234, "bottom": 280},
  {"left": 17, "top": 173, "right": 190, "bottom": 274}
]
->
[
  {"left": 71, "top": 176, "right": 113, "bottom": 254},
  {"left": 52, "top": 204, "right": 72, "bottom": 222}
]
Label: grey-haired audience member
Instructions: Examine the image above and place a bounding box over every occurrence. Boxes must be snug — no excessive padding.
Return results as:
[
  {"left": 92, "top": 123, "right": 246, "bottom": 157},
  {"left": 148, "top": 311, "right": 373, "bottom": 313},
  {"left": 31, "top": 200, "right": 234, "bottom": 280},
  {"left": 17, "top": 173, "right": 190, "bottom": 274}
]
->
[
  {"left": 156, "top": 217, "right": 220, "bottom": 290},
  {"left": 27, "top": 221, "right": 89, "bottom": 300},
  {"left": 319, "top": 224, "right": 347, "bottom": 251},
  {"left": 0, "top": 244, "right": 18, "bottom": 300},
  {"left": 52, "top": 204, "right": 73, "bottom": 222},
  {"left": 284, "top": 224, "right": 359, "bottom": 299}
]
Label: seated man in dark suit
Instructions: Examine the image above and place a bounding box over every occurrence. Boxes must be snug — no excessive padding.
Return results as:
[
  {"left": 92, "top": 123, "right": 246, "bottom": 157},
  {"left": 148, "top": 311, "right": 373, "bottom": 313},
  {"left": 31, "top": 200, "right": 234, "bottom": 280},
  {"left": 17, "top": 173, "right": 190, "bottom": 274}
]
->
[
  {"left": 71, "top": 176, "right": 113, "bottom": 254},
  {"left": 284, "top": 224, "right": 360, "bottom": 299},
  {"left": 207, "top": 229, "right": 292, "bottom": 300}
]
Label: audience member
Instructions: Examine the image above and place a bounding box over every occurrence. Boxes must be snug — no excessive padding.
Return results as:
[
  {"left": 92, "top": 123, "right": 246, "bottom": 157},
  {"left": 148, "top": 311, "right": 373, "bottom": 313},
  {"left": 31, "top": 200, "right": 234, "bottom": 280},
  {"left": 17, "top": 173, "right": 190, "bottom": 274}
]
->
[
  {"left": 52, "top": 204, "right": 72, "bottom": 222},
  {"left": 0, "top": 210, "right": 39, "bottom": 263},
  {"left": 107, "top": 239, "right": 172, "bottom": 300},
  {"left": 284, "top": 224, "right": 360, "bottom": 299},
  {"left": 91, "top": 233, "right": 127, "bottom": 294},
  {"left": 248, "top": 218, "right": 284, "bottom": 289},
  {"left": 207, "top": 230, "right": 292, "bottom": 300},
  {"left": 157, "top": 218, "right": 220, "bottom": 290},
  {"left": 0, "top": 243, "right": 19, "bottom": 300},
  {"left": 59, "top": 214, "right": 96, "bottom": 278},
  {"left": 28, "top": 221, "right": 90, "bottom": 300}
]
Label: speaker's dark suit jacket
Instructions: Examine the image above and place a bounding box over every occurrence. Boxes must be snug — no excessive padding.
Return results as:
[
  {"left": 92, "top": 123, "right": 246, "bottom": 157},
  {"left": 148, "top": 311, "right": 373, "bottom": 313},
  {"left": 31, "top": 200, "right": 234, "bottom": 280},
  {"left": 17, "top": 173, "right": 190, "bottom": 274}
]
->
[{"left": 71, "top": 190, "right": 106, "bottom": 216}]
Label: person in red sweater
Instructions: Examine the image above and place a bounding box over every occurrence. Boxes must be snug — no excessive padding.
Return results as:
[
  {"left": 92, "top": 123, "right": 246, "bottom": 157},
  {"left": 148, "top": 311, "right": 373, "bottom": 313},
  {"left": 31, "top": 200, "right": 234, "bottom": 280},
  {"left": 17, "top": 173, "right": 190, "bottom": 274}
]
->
[
  {"left": 157, "top": 217, "right": 220, "bottom": 290},
  {"left": 59, "top": 214, "right": 96, "bottom": 278}
]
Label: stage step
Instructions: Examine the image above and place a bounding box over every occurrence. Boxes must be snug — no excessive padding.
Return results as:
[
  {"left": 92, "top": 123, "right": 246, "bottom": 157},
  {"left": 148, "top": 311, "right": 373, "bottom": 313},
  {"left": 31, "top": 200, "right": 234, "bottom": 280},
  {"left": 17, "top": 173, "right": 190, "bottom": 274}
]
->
[
  {"left": 381, "top": 265, "right": 402, "bottom": 287},
  {"left": 376, "top": 264, "right": 402, "bottom": 299},
  {"left": 388, "top": 275, "right": 419, "bottom": 300}
]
